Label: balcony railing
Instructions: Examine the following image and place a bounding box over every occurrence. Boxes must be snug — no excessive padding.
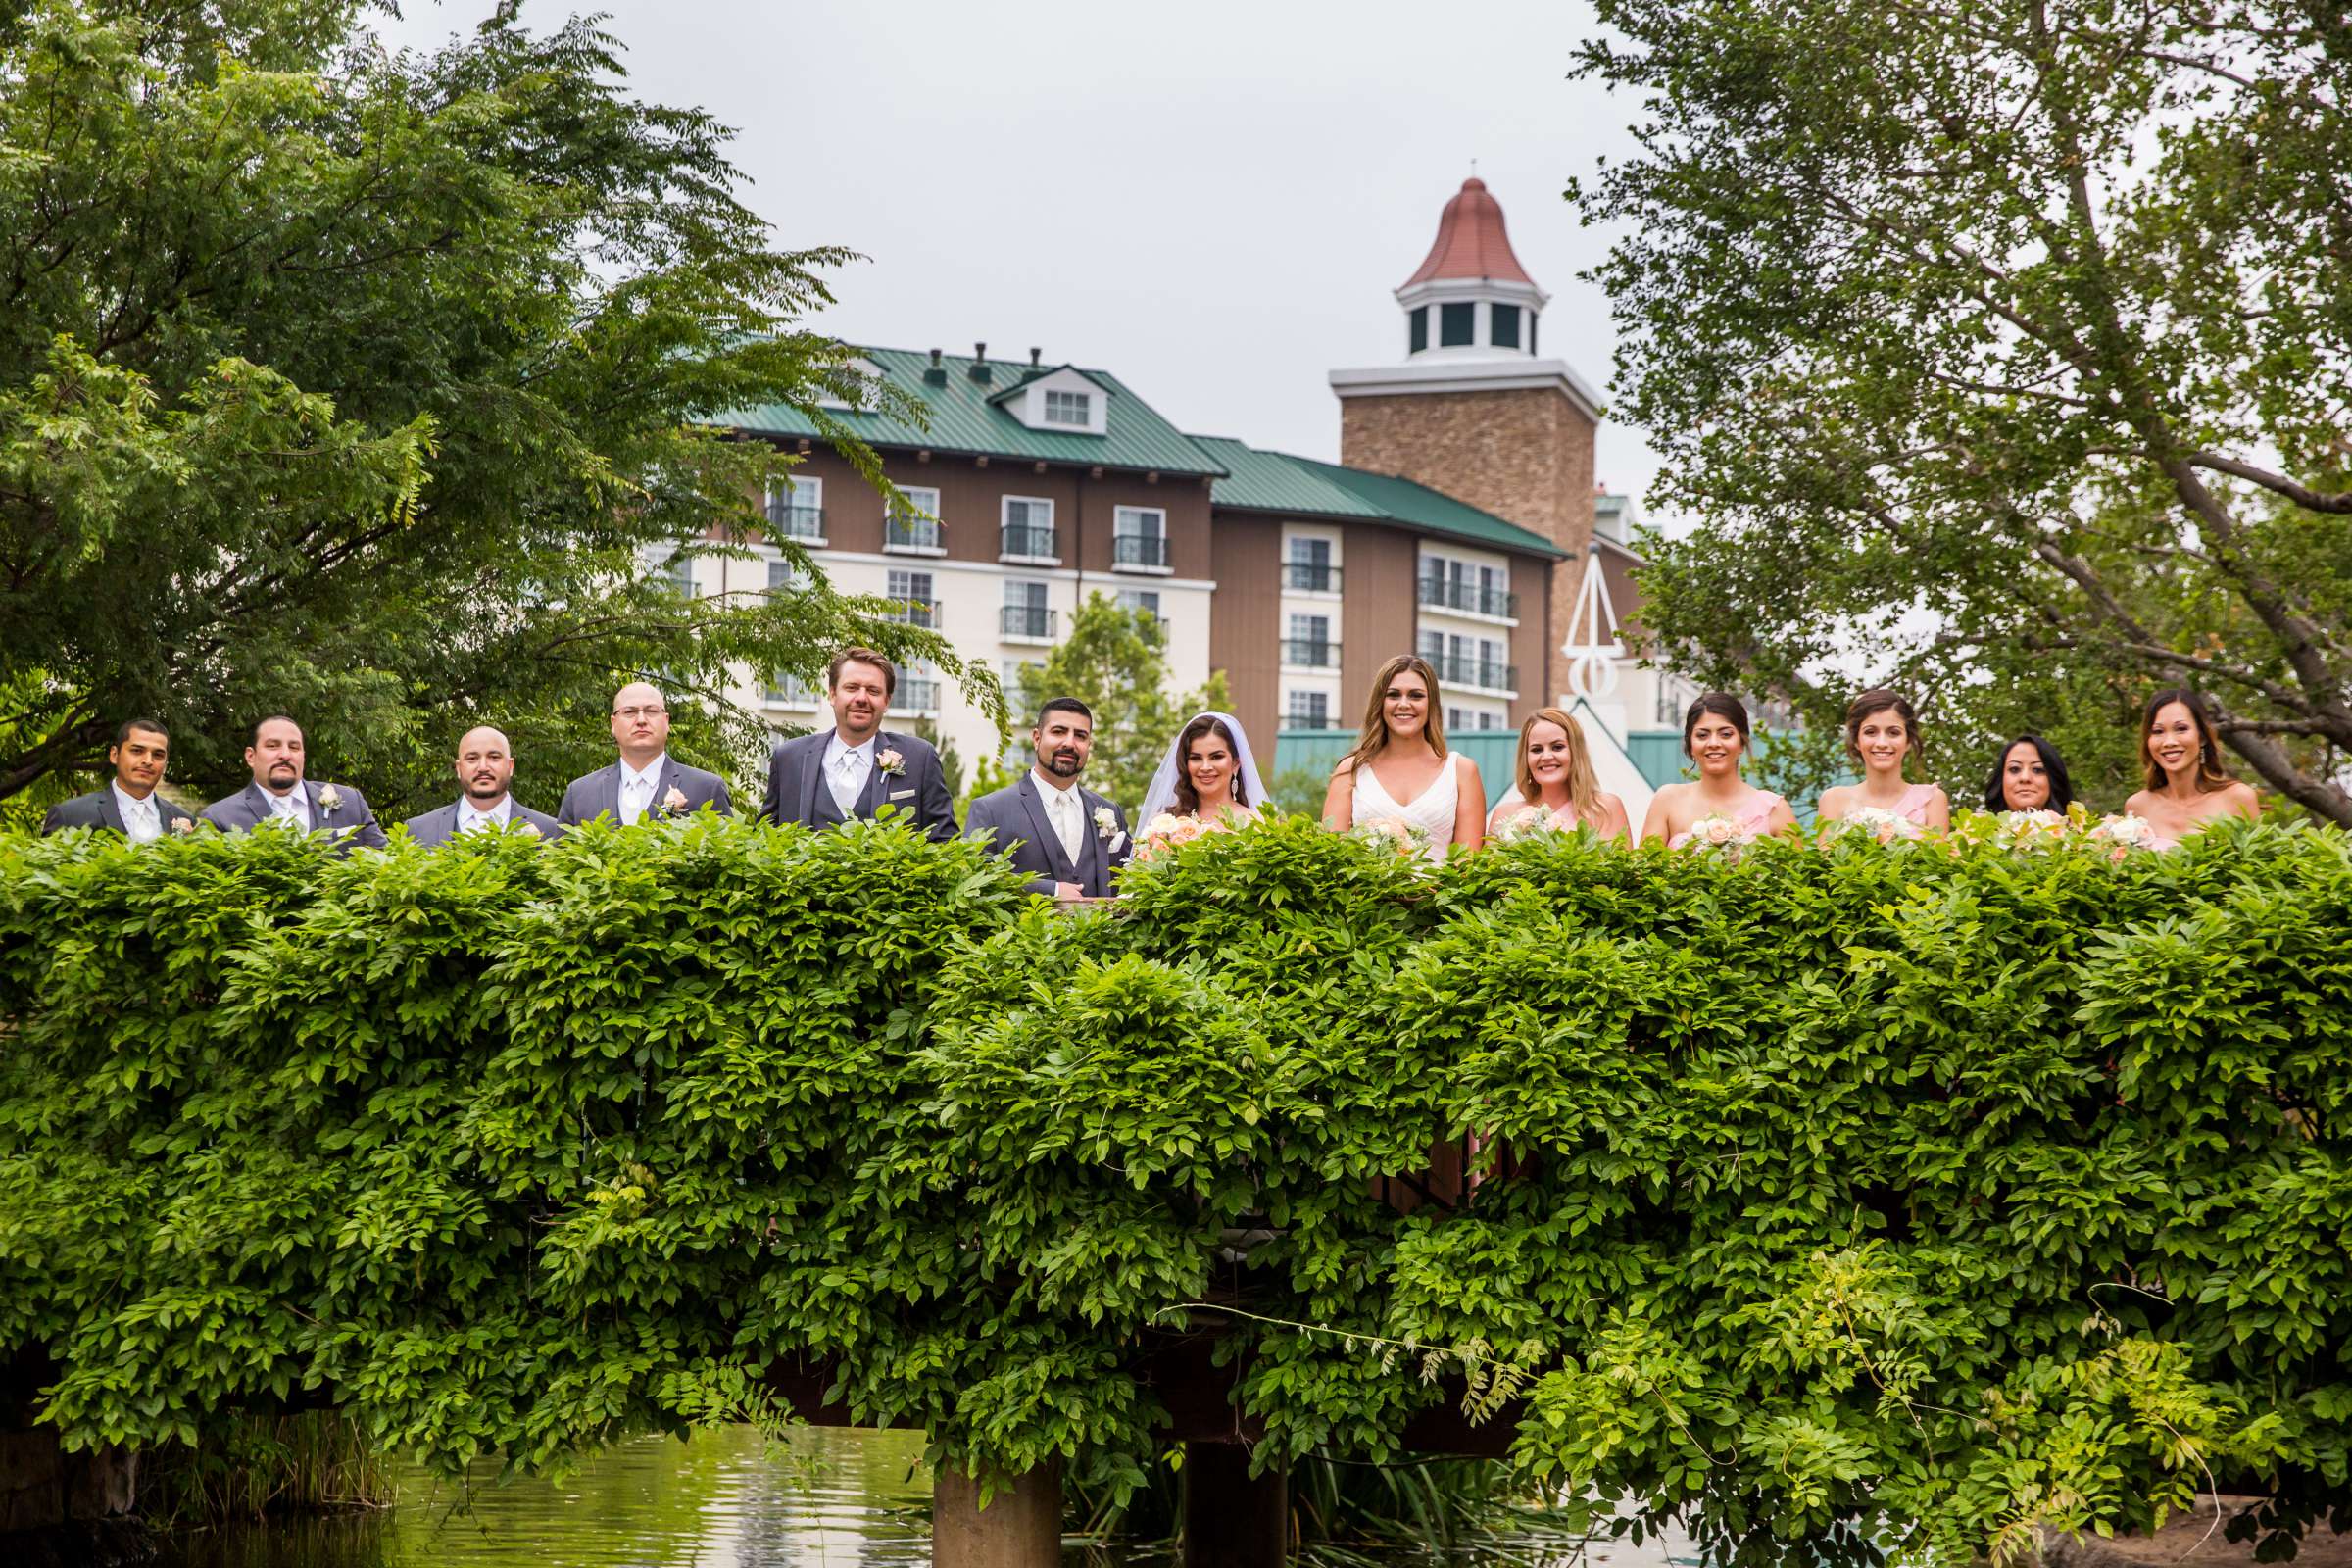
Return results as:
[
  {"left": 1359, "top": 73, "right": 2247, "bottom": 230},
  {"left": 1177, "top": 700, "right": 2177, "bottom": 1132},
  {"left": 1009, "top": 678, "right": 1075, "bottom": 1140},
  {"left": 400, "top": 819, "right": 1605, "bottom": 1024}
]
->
[
  {"left": 766, "top": 501, "right": 826, "bottom": 543},
  {"left": 1001, "top": 524, "right": 1057, "bottom": 561},
  {"left": 1432, "top": 655, "right": 1518, "bottom": 693},
  {"left": 1113, "top": 533, "right": 1170, "bottom": 569},
  {"left": 1285, "top": 562, "right": 1342, "bottom": 593},
  {"left": 888, "top": 599, "right": 939, "bottom": 629},
  {"left": 1282, "top": 639, "right": 1341, "bottom": 669},
  {"left": 1418, "top": 576, "right": 1518, "bottom": 620},
  {"left": 885, "top": 514, "right": 943, "bottom": 553},
  {"left": 1002, "top": 605, "right": 1057, "bottom": 641},
  {"left": 900, "top": 679, "right": 941, "bottom": 713},
  {"left": 1286, "top": 706, "right": 1332, "bottom": 729}
]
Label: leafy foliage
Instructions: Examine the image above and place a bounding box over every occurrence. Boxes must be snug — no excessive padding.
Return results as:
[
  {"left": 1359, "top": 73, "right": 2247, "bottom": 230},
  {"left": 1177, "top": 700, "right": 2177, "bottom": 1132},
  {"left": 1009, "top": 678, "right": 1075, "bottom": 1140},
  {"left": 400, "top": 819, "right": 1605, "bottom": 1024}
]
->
[
  {"left": 1576, "top": 0, "right": 2352, "bottom": 821},
  {"left": 0, "top": 0, "right": 995, "bottom": 826},
  {"left": 5, "top": 816, "right": 2352, "bottom": 1563}
]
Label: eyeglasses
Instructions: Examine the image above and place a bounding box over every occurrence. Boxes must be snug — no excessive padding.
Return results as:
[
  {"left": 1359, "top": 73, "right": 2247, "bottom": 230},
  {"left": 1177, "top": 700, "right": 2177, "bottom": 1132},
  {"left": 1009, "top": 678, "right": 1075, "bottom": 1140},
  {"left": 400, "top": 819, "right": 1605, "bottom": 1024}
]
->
[{"left": 614, "top": 706, "right": 667, "bottom": 720}]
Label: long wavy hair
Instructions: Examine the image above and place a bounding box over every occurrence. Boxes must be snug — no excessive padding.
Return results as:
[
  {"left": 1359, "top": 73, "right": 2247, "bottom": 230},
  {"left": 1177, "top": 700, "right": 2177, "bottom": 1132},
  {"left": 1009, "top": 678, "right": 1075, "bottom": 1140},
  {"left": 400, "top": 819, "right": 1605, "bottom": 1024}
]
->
[
  {"left": 1514, "top": 707, "right": 1602, "bottom": 822},
  {"left": 1172, "top": 713, "right": 1249, "bottom": 815},
  {"left": 1982, "top": 734, "right": 2075, "bottom": 813},
  {"left": 1342, "top": 654, "right": 1446, "bottom": 777},
  {"left": 2139, "top": 687, "right": 2236, "bottom": 794}
]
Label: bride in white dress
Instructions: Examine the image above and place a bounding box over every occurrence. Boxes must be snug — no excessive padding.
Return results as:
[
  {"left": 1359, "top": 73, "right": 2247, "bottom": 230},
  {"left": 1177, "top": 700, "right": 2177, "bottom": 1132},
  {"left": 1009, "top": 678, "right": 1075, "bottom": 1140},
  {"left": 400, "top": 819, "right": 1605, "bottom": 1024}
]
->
[{"left": 1319, "top": 654, "right": 1486, "bottom": 861}]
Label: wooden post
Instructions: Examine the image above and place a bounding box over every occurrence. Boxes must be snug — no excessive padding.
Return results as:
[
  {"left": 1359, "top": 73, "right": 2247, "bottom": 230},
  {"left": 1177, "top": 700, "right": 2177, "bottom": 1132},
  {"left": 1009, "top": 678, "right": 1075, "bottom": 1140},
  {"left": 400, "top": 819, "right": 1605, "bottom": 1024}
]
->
[
  {"left": 1183, "top": 1443, "right": 1288, "bottom": 1568},
  {"left": 933, "top": 1460, "right": 1061, "bottom": 1568}
]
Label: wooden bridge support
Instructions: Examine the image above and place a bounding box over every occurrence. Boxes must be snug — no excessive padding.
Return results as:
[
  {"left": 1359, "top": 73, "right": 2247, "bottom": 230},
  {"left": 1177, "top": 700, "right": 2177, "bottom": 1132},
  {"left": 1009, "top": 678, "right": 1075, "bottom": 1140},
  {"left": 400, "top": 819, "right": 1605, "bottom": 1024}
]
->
[
  {"left": 932, "top": 1460, "right": 1062, "bottom": 1568},
  {"left": 1182, "top": 1443, "right": 1288, "bottom": 1568}
]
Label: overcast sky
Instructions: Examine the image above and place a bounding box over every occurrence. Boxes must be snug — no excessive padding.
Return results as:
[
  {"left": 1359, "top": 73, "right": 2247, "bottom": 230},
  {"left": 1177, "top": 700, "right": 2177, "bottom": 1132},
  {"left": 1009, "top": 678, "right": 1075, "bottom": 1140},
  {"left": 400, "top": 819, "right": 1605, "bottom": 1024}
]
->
[{"left": 378, "top": 0, "right": 1664, "bottom": 513}]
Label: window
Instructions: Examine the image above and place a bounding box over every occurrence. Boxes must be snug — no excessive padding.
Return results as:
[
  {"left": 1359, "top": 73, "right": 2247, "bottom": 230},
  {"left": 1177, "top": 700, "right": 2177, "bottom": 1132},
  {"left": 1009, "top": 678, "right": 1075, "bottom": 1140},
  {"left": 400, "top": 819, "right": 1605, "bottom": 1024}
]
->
[
  {"left": 1287, "top": 691, "right": 1331, "bottom": 729},
  {"left": 900, "top": 662, "right": 942, "bottom": 713},
  {"left": 1003, "top": 579, "right": 1054, "bottom": 641},
  {"left": 765, "top": 475, "right": 824, "bottom": 542},
  {"left": 1440, "top": 302, "right": 1475, "bottom": 347},
  {"left": 656, "top": 550, "right": 696, "bottom": 598},
  {"left": 1112, "top": 506, "right": 1168, "bottom": 569},
  {"left": 1286, "top": 612, "right": 1336, "bottom": 668},
  {"left": 1492, "top": 304, "right": 1521, "bottom": 349},
  {"left": 765, "top": 673, "right": 821, "bottom": 707},
  {"left": 1409, "top": 306, "right": 1429, "bottom": 354},
  {"left": 1529, "top": 312, "right": 1538, "bottom": 355},
  {"left": 886, "top": 569, "right": 936, "bottom": 628},
  {"left": 1002, "top": 497, "right": 1056, "bottom": 561},
  {"left": 1286, "top": 536, "right": 1337, "bottom": 593},
  {"left": 1043, "top": 389, "right": 1091, "bottom": 426},
  {"left": 766, "top": 557, "right": 810, "bottom": 594},
  {"left": 1114, "top": 588, "right": 1162, "bottom": 622},
  {"left": 886, "top": 486, "right": 942, "bottom": 553}
]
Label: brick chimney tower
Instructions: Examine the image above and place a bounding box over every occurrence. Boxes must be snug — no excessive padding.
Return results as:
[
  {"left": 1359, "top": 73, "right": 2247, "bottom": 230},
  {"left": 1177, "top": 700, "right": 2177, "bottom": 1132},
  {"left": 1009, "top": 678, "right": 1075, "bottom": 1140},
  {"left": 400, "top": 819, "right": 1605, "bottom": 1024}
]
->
[{"left": 1329, "top": 177, "right": 1603, "bottom": 707}]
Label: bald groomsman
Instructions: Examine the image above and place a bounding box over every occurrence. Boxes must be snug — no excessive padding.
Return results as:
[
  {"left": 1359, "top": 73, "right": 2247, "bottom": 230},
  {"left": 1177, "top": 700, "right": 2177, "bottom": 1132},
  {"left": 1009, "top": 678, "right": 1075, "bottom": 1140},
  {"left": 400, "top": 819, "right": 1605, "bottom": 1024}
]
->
[
  {"left": 41, "top": 717, "right": 197, "bottom": 840},
  {"left": 557, "top": 681, "right": 731, "bottom": 826},
  {"left": 401, "top": 726, "right": 564, "bottom": 846},
  {"left": 201, "top": 715, "right": 388, "bottom": 850}
]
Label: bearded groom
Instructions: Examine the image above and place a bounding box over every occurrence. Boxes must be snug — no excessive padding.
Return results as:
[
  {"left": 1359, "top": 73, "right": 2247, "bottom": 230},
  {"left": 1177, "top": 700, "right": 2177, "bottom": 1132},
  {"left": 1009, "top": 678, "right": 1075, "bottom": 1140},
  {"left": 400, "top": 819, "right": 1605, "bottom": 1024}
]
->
[
  {"left": 963, "top": 697, "right": 1129, "bottom": 899},
  {"left": 760, "top": 648, "right": 956, "bottom": 840}
]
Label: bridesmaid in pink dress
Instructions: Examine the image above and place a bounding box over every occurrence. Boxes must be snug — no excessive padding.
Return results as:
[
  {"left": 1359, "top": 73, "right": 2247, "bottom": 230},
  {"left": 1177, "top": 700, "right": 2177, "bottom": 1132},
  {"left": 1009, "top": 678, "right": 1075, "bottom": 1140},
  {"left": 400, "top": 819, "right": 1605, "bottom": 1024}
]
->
[
  {"left": 1639, "top": 692, "right": 1798, "bottom": 847},
  {"left": 1814, "top": 688, "right": 1950, "bottom": 833},
  {"left": 1486, "top": 706, "right": 1631, "bottom": 843},
  {"left": 2124, "top": 688, "right": 2259, "bottom": 849}
]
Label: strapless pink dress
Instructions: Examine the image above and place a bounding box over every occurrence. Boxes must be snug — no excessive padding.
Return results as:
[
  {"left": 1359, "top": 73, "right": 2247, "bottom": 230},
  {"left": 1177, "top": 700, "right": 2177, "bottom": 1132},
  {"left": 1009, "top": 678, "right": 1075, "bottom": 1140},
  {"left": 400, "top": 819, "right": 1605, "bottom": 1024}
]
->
[
  {"left": 1668, "top": 790, "right": 1786, "bottom": 848},
  {"left": 1894, "top": 783, "right": 1938, "bottom": 825}
]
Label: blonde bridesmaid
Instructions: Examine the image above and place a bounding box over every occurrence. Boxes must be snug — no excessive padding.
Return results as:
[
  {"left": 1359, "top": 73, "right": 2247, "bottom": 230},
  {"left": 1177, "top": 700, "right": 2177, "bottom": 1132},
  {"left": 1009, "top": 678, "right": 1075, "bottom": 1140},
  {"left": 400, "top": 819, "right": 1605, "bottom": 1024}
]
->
[{"left": 1488, "top": 707, "right": 1629, "bottom": 843}]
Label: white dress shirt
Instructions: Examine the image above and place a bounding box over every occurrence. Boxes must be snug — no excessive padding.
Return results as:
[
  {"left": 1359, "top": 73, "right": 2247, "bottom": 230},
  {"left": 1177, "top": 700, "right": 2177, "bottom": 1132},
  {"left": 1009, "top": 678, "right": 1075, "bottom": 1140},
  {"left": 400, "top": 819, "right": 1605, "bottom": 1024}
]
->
[
  {"left": 265, "top": 786, "right": 313, "bottom": 832},
  {"left": 823, "top": 732, "right": 876, "bottom": 816},
  {"left": 459, "top": 795, "right": 514, "bottom": 835},
  {"left": 618, "top": 756, "right": 667, "bottom": 825},
  {"left": 113, "top": 783, "right": 162, "bottom": 844},
  {"left": 1032, "top": 768, "right": 1083, "bottom": 865}
]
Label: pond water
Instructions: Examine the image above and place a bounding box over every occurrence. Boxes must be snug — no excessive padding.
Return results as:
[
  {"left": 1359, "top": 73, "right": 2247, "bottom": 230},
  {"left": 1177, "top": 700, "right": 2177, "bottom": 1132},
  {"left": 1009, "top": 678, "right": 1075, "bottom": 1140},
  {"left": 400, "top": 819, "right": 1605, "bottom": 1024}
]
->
[{"left": 149, "top": 1426, "right": 1692, "bottom": 1568}]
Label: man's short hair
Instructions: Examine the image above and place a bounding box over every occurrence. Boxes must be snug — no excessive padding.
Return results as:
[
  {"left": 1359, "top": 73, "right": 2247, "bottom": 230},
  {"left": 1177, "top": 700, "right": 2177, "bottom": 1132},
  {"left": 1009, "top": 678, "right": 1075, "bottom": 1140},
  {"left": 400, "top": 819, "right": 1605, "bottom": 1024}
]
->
[
  {"left": 1036, "top": 697, "right": 1094, "bottom": 728},
  {"left": 114, "top": 717, "right": 169, "bottom": 746},
  {"left": 249, "top": 714, "right": 302, "bottom": 747},
  {"left": 827, "top": 647, "right": 897, "bottom": 697}
]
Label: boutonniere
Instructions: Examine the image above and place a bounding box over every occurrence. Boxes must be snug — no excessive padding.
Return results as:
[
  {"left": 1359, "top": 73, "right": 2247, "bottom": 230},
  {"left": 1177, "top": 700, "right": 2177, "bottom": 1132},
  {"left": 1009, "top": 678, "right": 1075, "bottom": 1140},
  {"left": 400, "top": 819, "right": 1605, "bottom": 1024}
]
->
[
  {"left": 516, "top": 822, "right": 541, "bottom": 839},
  {"left": 876, "top": 748, "right": 905, "bottom": 777},
  {"left": 1093, "top": 806, "right": 1126, "bottom": 855},
  {"left": 170, "top": 816, "right": 196, "bottom": 836},
  {"left": 662, "top": 785, "right": 690, "bottom": 815},
  {"left": 317, "top": 784, "right": 343, "bottom": 813}
]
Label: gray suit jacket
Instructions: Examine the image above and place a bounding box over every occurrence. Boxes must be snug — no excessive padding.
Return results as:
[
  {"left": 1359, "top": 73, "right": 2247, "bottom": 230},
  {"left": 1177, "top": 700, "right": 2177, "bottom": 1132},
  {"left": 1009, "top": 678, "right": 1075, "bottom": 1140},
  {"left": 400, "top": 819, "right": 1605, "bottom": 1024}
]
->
[
  {"left": 760, "top": 729, "right": 957, "bottom": 841},
  {"left": 556, "top": 757, "right": 731, "bottom": 827},
  {"left": 400, "top": 799, "right": 565, "bottom": 848},
  {"left": 41, "top": 787, "right": 197, "bottom": 838},
  {"left": 964, "top": 774, "right": 1130, "bottom": 898},
  {"left": 200, "top": 779, "right": 389, "bottom": 851}
]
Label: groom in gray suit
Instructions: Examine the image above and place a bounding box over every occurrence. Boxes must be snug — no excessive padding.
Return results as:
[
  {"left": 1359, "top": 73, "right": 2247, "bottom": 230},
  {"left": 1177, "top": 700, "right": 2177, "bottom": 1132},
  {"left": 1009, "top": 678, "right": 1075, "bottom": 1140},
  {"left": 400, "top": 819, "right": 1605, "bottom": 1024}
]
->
[
  {"left": 201, "top": 715, "right": 389, "bottom": 850},
  {"left": 760, "top": 647, "right": 956, "bottom": 840},
  {"left": 557, "top": 681, "right": 732, "bottom": 827},
  {"left": 963, "top": 697, "right": 1130, "bottom": 900},
  {"left": 401, "top": 726, "right": 565, "bottom": 847}
]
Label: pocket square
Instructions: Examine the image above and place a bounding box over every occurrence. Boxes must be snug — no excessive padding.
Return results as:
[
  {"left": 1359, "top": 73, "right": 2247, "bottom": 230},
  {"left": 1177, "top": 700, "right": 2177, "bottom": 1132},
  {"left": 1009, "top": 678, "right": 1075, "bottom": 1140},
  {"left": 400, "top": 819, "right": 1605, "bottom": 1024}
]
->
[{"left": 890, "top": 788, "right": 915, "bottom": 800}]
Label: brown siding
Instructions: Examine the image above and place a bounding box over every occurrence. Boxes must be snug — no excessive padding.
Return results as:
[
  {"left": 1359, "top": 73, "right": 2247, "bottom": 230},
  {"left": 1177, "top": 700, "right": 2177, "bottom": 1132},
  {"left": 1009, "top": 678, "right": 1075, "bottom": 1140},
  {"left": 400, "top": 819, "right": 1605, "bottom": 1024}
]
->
[
  {"left": 1208, "top": 512, "right": 1282, "bottom": 759},
  {"left": 1338, "top": 523, "right": 1420, "bottom": 720},
  {"left": 1507, "top": 549, "right": 1555, "bottom": 721},
  {"left": 1338, "top": 385, "right": 1597, "bottom": 705},
  {"left": 1074, "top": 471, "right": 1213, "bottom": 593}
]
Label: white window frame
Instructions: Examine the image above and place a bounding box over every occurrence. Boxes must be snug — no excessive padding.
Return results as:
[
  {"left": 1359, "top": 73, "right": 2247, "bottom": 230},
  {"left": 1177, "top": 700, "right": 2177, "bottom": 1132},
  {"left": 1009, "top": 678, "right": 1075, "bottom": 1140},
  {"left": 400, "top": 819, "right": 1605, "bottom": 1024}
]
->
[
  {"left": 1112, "top": 505, "right": 1171, "bottom": 575},
  {"left": 1043, "top": 389, "right": 1092, "bottom": 426},
  {"left": 1001, "top": 496, "right": 1059, "bottom": 564},
  {"left": 766, "top": 474, "right": 825, "bottom": 546},
  {"left": 885, "top": 485, "right": 946, "bottom": 556}
]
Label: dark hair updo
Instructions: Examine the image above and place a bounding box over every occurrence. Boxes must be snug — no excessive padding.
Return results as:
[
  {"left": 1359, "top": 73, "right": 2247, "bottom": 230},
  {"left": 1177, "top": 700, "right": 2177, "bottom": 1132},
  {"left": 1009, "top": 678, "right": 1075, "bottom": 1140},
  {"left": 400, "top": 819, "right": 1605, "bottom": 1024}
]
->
[
  {"left": 1681, "top": 692, "right": 1752, "bottom": 756},
  {"left": 1844, "top": 688, "right": 1923, "bottom": 762}
]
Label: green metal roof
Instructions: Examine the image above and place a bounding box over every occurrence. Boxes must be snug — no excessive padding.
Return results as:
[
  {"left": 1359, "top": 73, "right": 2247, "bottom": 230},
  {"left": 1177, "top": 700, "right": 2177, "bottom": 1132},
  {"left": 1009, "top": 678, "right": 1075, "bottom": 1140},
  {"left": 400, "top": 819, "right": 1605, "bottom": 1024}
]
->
[
  {"left": 1202, "top": 439, "right": 1566, "bottom": 560},
  {"left": 712, "top": 347, "right": 1225, "bottom": 476}
]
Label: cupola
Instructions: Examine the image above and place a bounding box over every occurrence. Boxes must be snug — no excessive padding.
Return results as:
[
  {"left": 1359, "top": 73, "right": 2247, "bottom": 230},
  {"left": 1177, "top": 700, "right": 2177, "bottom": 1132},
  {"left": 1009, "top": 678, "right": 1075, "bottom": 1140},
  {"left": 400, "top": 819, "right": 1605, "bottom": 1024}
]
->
[{"left": 1396, "top": 178, "right": 1547, "bottom": 361}]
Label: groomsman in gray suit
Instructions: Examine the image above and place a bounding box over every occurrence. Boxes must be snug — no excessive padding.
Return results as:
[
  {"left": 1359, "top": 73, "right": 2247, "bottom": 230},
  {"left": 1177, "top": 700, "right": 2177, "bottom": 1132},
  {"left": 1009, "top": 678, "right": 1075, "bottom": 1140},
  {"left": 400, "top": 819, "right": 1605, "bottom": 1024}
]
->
[
  {"left": 401, "top": 726, "right": 565, "bottom": 846},
  {"left": 201, "top": 715, "right": 389, "bottom": 850},
  {"left": 41, "top": 717, "right": 197, "bottom": 840},
  {"left": 963, "top": 697, "right": 1130, "bottom": 900},
  {"left": 760, "top": 648, "right": 956, "bottom": 840},
  {"left": 557, "top": 681, "right": 731, "bottom": 826}
]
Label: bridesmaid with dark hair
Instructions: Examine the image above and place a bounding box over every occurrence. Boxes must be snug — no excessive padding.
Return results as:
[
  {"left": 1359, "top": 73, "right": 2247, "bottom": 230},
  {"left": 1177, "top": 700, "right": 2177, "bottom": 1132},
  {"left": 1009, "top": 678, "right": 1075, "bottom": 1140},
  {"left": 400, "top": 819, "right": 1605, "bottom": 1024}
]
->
[
  {"left": 1639, "top": 693, "right": 1796, "bottom": 846},
  {"left": 2125, "top": 688, "right": 2258, "bottom": 849},
  {"left": 1983, "top": 734, "right": 2074, "bottom": 813},
  {"left": 1815, "top": 688, "right": 1949, "bottom": 831}
]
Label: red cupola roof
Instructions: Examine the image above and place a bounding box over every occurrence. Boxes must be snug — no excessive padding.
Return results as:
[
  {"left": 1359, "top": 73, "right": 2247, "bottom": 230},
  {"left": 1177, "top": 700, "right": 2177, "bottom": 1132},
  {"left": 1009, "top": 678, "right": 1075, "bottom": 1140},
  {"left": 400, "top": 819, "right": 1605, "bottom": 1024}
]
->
[{"left": 1402, "top": 177, "right": 1536, "bottom": 289}]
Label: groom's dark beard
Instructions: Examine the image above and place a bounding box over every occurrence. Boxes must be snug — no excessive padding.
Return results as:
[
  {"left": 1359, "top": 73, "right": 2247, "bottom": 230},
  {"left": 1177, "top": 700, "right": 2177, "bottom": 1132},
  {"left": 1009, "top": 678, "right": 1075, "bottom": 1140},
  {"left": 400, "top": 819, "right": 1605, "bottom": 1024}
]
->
[{"left": 1043, "top": 749, "right": 1083, "bottom": 779}]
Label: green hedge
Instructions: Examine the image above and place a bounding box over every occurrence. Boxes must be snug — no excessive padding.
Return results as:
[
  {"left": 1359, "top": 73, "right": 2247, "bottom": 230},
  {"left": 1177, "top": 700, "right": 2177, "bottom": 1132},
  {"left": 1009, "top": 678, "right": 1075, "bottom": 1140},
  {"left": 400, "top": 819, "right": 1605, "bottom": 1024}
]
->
[{"left": 4, "top": 814, "right": 2351, "bottom": 1562}]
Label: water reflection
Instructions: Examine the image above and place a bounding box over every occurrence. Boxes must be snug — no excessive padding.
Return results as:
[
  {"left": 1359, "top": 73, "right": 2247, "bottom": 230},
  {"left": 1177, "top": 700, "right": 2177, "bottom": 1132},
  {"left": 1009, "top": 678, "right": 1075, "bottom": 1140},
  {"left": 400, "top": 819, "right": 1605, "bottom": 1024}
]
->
[{"left": 152, "top": 1426, "right": 1688, "bottom": 1568}]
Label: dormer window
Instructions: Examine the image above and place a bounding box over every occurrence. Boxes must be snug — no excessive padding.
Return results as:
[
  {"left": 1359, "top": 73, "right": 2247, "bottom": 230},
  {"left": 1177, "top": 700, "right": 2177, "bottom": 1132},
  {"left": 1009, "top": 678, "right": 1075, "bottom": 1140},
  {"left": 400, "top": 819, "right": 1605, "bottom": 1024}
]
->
[
  {"left": 1043, "top": 389, "right": 1092, "bottom": 426},
  {"left": 999, "top": 366, "right": 1111, "bottom": 434}
]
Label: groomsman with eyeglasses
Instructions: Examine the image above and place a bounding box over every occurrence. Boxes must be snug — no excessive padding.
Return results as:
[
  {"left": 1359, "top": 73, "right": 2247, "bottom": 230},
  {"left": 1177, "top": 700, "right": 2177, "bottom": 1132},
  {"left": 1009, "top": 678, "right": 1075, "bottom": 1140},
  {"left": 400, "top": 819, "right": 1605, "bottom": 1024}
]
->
[
  {"left": 557, "top": 682, "right": 731, "bottom": 827},
  {"left": 41, "top": 718, "right": 198, "bottom": 840},
  {"left": 201, "top": 715, "right": 388, "bottom": 850}
]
